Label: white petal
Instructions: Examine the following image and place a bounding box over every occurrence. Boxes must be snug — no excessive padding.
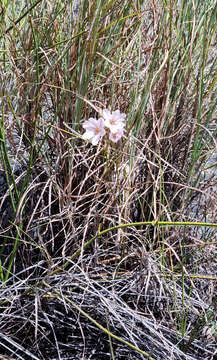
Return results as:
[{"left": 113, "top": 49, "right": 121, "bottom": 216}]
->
[
  {"left": 113, "top": 110, "right": 121, "bottom": 116},
  {"left": 102, "top": 109, "right": 112, "bottom": 120},
  {"left": 109, "top": 129, "right": 123, "bottom": 143},
  {"left": 109, "top": 122, "right": 125, "bottom": 133},
  {"left": 98, "top": 117, "right": 105, "bottom": 127},
  {"left": 99, "top": 127, "right": 106, "bottom": 137},
  {"left": 91, "top": 134, "right": 101, "bottom": 145},
  {"left": 83, "top": 118, "right": 98, "bottom": 130},
  {"left": 82, "top": 130, "right": 94, "bottom": 140}
]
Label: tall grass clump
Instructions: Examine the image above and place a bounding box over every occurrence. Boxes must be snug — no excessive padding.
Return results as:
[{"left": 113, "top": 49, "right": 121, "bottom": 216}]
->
[{"left": 0, "top": 0, "right": 216, "bottom": 359}]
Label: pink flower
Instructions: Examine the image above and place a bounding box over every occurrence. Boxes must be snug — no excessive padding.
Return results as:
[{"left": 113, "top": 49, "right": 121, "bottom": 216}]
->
[
  {"left": 109, "top": 128, "right": 124, "bottom": 143},
  {"left": 102, "top": 109, "right": 126, "bottom": 133},
  {"left": 82, "top": 117, "right": 106, "bottom": 145}
]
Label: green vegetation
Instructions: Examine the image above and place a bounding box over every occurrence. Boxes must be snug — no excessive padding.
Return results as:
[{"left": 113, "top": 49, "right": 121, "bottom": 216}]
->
[{"left": 0, "top": 0, "right": 216, "bottom": 358}]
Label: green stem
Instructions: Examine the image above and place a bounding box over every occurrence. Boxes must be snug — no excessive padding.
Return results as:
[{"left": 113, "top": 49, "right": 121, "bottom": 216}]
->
[
  {"left": 50, "top": 220, "right": 217, "bottom": 275},
  {"left": 43, "top": 281, "right": 155, "bottom": 360}
]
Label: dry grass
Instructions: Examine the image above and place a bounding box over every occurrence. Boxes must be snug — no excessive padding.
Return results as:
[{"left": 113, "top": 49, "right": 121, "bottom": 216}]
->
[{"left": 0, "top": 0, "right": 216, "bottom": 359}]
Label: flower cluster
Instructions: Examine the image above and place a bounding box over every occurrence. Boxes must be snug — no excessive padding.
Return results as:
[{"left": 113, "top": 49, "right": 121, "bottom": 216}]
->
[{"left": 82, "top": 109, "right": 126, "bottom": 145}]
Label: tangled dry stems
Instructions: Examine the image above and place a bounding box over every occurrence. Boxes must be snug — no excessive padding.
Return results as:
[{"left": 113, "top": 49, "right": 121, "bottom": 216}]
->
[{"left": 0, "top": 0, "right": 217, "bottom": 359}]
